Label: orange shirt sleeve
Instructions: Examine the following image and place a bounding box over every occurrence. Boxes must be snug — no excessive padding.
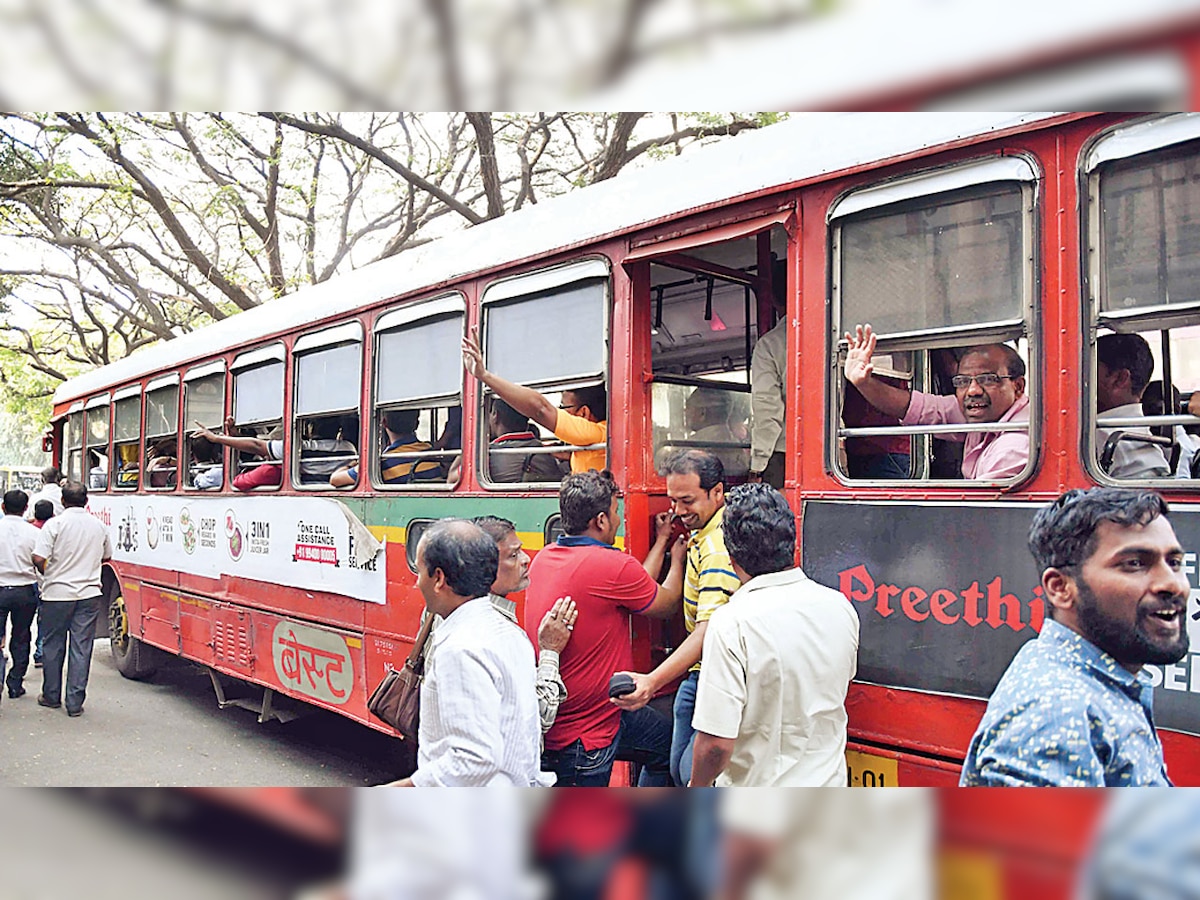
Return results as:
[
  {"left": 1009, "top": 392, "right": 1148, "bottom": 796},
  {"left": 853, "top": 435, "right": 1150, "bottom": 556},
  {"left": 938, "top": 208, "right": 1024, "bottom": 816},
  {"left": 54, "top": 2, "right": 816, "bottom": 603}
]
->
[{"left": 554, "top": 409, "right": 607, "bottom": 447}]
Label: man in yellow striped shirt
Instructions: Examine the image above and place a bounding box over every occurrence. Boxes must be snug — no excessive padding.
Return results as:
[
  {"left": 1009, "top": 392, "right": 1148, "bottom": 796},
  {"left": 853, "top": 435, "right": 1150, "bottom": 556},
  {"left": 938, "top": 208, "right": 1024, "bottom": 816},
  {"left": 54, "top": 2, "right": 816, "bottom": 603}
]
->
[{"left": 611, "top": 448, "right": 740, "bottom": 785}]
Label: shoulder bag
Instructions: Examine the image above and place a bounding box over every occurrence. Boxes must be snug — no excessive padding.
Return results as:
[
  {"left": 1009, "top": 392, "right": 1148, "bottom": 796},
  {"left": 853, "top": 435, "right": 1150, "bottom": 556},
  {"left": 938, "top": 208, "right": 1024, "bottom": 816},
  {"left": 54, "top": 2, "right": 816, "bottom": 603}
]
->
[{"left": 367, "top": 612, "right": 435, "bottom": 742}]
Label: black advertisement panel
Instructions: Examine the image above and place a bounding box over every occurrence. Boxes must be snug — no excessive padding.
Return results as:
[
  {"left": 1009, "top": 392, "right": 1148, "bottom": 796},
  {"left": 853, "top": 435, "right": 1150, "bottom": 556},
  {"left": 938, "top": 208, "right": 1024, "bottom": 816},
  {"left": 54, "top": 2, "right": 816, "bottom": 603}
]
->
[{"left": 801, "top": 499, "right": 1200, "bottom": 737}]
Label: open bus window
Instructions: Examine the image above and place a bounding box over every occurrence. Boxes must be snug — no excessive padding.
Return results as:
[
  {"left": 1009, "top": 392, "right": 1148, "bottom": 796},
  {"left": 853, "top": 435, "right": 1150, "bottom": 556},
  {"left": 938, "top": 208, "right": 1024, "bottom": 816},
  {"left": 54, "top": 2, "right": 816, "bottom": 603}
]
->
[
  {"left": 85, "top": 399, "right": 110, "bottom": 490},
  {"left": 143, "top": 378, "right": 179, "bottom": 490},
  {"left": 645, "top": 232, "right": 783, "bottom": 482},
  {"left": 294, "top": 327, "right": 362, "bottom": 488},
  {"left": 63, "top": 408, "right": 84, "bottom": 483},
  {"left": 1087, "top": 117, "right": 1200, "bottom": 483},
  {"left": 830, "top": 158, "right": 1037, "bottom": 484},
  {"left": 479, "top": 260, "right": 610, "bottom": 486},
  {"left": 184, "top": 365, "right": 225, "bottom": 490},
  {"left": 372, "top": 297, "right": 464, "bottom": 490},
  {"left": 231, "top": 347, "right": 284, "bottom": 492},
  {"left": 112, "top": 389, "right": 141, "bottom": 489}
]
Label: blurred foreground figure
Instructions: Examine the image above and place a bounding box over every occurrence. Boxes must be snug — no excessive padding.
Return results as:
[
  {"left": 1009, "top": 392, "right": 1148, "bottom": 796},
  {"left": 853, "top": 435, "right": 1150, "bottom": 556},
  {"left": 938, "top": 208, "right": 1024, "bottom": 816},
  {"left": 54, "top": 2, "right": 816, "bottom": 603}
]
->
[
  {"left": 350, "top": 790, "right": 535, "bottom": 900},
  {"left": 962, "top": 488, "right": 1190, "bottom": 786},
  {"left": 690, "top": 483, "right": 859, "bottom": 786},
  {"left": 718, "top": 790, "right": 933, "bottom": 900},
  {"left": 1076, "top": 791, "right": 1200, "bottom": 899}
]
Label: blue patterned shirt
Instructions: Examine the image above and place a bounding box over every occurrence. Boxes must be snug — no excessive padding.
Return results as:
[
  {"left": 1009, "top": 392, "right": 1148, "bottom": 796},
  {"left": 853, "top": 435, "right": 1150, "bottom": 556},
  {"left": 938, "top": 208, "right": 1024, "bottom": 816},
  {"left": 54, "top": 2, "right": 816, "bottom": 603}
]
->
[{"left": 960, "top": 619, "right": 1171, "bottom": 787}]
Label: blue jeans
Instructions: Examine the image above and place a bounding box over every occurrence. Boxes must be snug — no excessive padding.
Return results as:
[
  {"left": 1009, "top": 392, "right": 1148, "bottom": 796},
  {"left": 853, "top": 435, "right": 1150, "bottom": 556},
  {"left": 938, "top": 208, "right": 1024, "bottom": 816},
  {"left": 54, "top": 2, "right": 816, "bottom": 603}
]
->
[
  {"left": 671, "top": 672, "right": 699, "bottom": 786},
  {"left": 543, "top": 706, "right": 672, "bottom": 787},
  {"left": 40, "top": 596, "right": 103, "bottom": 712}
]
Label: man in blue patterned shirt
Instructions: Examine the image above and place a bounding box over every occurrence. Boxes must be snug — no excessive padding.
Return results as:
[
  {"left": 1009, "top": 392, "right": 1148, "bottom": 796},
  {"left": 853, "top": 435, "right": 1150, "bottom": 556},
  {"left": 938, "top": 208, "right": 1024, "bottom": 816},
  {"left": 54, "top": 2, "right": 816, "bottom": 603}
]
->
[{"left": 961, "top": 488, "right": 1191, "bottom": 786}]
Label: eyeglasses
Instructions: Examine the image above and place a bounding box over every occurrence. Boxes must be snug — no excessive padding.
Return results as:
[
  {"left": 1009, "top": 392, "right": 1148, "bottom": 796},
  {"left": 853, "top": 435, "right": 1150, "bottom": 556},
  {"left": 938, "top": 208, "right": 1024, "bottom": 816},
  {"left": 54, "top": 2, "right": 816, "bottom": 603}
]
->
[
  {"left": 951, "top": 373, "right": 1014, "bottom": 390},
  {"left": 558, "top": 403, "right": 582, "bottom": 412}
]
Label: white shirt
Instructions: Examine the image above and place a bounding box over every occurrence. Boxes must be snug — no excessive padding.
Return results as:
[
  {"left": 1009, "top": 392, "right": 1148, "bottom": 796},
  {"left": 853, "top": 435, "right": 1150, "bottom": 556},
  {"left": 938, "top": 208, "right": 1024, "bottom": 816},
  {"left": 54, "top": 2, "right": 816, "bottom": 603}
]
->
[
  {"left": 24, "top": 482, "right": 63, "bottom": 520},
  {"left": 194, "top": 466, "right": 223, "bottom": 489},
  {"left": 34, "top": 506, "right": 113, "bottom": 602},
  {"left": 693, "top": 567, "right": 859, "bottom": 786},
  {"left": 750, "top": 320, "right": 788, "bottom": 471},
  {"left": 1098, "top": 403, "right": 1170, "bottom": 478},
  {"left": 411, "top": 597, "right": 549, "bottom": 787},
  {"left": 1173, "top": 426, "right": 1200, "bottom": 479},
  {"left": 0, "top": 513, "right": 39, "bottom": 586}
]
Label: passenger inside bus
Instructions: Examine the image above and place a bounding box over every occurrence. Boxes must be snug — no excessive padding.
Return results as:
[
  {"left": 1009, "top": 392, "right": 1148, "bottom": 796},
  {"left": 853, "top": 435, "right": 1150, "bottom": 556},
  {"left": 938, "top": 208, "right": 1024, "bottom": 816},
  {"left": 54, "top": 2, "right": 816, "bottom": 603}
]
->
[
  {"left": 682, "top": 388, "right": 748, "bottom": 478},
  {"left": 330, "top": 409, "right": 443, "bottom": 488},
  {"left": 194, "top": 417, "right": 282, "bottom": 490},
  {"left": 145, "top": 438, "right": 178, "bottom": 488},
  {"left": 844, "top": 324, "right": 1029, "bottom": 481},
  {"left": 1095, "top": 333, "right": 1171, "bottom": 479},
  {"left": 189, "top": 433, "right": 224, "bottom": 489},
  {"left": 1143, "top": 380, "right": 1200, "bottom": 478},
  {"left": 463, "top": 330, "right": 607, "bottom": 474},
  {"left": 115, "top": 443, "right": 139, "bottom": 488},
  {"left": 484, "top": 397, "right": 568, "bottom": 484},
  {"left": 86, "top": 450, "right": 108, "bottom": 490}
]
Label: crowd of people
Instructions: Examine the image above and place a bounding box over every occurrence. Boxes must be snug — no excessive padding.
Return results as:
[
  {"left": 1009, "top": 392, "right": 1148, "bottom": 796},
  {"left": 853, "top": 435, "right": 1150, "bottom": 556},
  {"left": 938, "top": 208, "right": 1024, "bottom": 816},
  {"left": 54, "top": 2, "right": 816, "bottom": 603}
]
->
[{"left": 0, "top": 468, "right": 112, "bottom": 719}]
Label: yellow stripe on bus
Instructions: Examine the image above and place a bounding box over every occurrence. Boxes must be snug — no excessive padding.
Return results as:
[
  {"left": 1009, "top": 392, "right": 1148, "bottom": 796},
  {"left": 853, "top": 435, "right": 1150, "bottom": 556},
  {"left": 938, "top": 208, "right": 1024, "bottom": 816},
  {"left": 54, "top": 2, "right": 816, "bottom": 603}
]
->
[{"left": 368, "top": 526, "right": 623, "bottom": 552}]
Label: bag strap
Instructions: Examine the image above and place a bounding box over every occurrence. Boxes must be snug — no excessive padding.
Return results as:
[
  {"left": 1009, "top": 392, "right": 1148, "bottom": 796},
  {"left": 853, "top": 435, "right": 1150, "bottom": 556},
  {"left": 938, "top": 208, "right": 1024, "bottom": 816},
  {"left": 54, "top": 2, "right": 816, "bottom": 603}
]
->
[{"left": 405, "top": 611, "right": 437, "bottom": 670}]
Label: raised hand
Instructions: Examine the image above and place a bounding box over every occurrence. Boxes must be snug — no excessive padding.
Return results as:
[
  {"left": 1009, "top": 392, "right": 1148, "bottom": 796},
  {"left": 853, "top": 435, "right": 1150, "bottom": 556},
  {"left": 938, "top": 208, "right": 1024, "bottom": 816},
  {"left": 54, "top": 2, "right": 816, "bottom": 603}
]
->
[{"left": 844, "top": 324, "right": 877, "bottom": 386}]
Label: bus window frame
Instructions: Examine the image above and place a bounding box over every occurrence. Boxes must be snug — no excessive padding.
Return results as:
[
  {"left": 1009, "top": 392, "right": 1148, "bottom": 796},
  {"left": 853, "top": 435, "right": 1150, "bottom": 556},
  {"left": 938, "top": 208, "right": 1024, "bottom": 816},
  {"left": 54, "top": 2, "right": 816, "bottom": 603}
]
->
[
  {"left": 111, "top": 385, "right": 143, "bottom": 491},
  {"left": 64, "top": 401, "right": 84, "bottom": 484},
  {"left": 1082, "top": 117, "right": 1200, "bottom": 486},
  {"left": 143, "top": 374, "right": 181, "bottom": 492},
  {"left": 183, "top": 361, "right": 228, "bottom": 492},
  {"left": 292, "top": 322, "right": 364, "bottom": 491},
  {"left": 826, "top": 155, "right": 1042, "bottom": 488},
  {"left": 85, "top": 393, "right": 111, "bottom": 492},
  {"left": 477, "top": 257, "right": 612, "bottom": 491},
  {"left": 230, "top": 343, "right": 286, "bottom": 493},
  {"left": 371, "top": 294, "right": 466, "bottom": 492}
]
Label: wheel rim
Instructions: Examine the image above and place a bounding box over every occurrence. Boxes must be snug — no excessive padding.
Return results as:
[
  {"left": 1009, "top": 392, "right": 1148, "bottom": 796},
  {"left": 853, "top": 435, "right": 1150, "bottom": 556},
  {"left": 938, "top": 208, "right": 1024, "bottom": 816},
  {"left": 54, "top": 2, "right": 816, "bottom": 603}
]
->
[{"left": 109, "top": 594, "right": 130, "bottom": 655}]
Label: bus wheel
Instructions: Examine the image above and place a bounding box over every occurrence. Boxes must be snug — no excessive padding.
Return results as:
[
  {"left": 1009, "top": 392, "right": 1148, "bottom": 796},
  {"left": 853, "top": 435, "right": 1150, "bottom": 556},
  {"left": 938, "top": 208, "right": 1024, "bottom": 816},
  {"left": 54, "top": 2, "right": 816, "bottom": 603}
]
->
[{"left": 108, "top": 592, "right": 158, "bottom": 680}]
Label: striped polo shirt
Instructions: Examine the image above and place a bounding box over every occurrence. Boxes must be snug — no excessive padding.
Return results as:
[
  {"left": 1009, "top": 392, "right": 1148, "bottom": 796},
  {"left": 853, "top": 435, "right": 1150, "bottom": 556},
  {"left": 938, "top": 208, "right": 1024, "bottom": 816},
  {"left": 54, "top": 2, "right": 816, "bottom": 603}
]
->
[{"left": 684, "top": 506, "right": 740, "bottom": 673}]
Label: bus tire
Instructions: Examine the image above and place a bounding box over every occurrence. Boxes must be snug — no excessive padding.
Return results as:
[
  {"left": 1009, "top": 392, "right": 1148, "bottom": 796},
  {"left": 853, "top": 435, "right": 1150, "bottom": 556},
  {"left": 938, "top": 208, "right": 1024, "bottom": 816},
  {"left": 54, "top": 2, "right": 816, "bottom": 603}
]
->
[{"left": 108, "top": 591, "right": 159, "bottom": 680}]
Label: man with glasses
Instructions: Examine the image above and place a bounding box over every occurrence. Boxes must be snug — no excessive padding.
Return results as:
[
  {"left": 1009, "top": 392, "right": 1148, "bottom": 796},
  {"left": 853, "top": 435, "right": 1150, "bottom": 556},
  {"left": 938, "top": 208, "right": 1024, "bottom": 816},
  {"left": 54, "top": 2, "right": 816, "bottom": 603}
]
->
[
  {"left": 462, "top": 331, "right": 607, "bottom": 473},
  {"left": 844, "top": 324, "right": 1029, "bottom": 481}
]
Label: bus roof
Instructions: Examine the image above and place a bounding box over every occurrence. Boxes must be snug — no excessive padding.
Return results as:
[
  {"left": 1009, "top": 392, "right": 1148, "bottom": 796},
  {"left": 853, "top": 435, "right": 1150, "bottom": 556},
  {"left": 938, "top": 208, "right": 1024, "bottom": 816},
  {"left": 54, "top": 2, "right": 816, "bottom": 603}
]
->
[{"left": 55, "top": 111, "right": 1064, "bottom": 405}]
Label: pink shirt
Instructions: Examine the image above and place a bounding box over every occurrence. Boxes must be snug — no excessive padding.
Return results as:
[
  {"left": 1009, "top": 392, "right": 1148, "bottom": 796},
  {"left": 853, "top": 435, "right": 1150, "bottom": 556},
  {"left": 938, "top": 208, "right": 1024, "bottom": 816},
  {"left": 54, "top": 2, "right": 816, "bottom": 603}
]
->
[{"left": 902, "top": 392, "right": 1030, "bottom": 480}]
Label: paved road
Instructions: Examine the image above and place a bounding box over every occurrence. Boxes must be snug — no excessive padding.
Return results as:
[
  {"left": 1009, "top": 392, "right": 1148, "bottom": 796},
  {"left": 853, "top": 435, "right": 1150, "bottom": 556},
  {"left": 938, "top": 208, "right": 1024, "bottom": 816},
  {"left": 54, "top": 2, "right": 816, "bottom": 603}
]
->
[{"left": 0, "top": 638, "right": 410, "bottom": 786}]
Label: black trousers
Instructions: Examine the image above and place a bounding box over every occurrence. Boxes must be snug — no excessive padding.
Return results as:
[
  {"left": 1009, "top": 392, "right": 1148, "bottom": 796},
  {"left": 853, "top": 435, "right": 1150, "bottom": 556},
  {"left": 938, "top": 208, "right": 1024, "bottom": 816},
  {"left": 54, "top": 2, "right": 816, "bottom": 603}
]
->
[{"left": 0, "top": 584, "right": 38, "bottom": 693}]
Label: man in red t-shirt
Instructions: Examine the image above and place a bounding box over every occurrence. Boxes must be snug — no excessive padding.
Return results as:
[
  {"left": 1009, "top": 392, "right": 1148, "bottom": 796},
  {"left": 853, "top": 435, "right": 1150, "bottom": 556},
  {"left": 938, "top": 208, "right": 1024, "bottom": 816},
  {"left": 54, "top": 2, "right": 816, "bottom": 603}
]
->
[{"left": 526, "top": 469, "right": 685, "bottom": 786}]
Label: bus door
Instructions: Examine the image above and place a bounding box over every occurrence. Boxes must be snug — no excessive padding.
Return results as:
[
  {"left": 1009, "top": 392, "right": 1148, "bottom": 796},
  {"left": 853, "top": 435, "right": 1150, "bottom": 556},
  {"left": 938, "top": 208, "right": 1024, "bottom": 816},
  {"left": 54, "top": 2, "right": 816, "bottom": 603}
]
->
[{"left": 626, "top": 208, "right": 795, "bottom": 675}]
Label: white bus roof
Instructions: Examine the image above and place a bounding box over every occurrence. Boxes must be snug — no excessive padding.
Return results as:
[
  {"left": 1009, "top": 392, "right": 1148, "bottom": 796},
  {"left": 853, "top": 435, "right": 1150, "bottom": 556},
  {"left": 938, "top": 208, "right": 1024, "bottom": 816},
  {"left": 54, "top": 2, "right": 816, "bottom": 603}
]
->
[{"left": 55, "top": 111, "right": 1062, "bottom": 404}]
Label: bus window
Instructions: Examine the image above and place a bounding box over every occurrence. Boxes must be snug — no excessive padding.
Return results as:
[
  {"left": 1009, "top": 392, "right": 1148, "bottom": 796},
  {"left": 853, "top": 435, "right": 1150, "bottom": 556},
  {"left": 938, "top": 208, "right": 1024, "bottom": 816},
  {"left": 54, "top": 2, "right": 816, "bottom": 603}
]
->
[
  {"left": 184, "top": 362, "right": 226, "bottom": 490},
  {"left": 144, "top": 376, "right": 180, "bottom": 490},
  {"left": 479, "top": 260, "right": 608, "bottom": 486},
  {"left": 371, "top": 296, "right": 464, "bottom": 489},
  {"left": 63, "top": 405, "right": 84, "bottom": 483},
  {"left": 112, "top": 388, "right": 142, "bottom": 489},
  {"left": 645, "top": 230, "right": 786, "bottom": 481},
  {"left": 830, "top": 156, "right": 1038, "bottom": 484},
  {"left": 231, "top": 344, "right": 285, "bottom": 491},
  {"left": 1086, "top": 115, "right": 1200, "bottom": 482},
  {"left": 85, "top": 397, "right": 110, "bottom": 490},
  {"left": 293, "top": 324, "right": 361, "bottom": 488}
]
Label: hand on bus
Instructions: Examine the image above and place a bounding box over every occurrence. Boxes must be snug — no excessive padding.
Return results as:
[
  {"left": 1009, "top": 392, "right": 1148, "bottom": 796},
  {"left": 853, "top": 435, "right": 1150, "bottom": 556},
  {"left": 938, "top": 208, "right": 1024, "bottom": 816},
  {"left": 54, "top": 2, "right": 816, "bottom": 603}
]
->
[
  {"left": 609, "top": 671, "right": 654, "bottom": 711},
  {"left": 653, "top": 511, "right": 676, "bottom": 544},
  {"left": 462, "top": 329, "right": 486, "bottom": 379},
  {"left": 538, "top": 596, "right": 577, "bottom": 654},
  {"left": 844, "top": 323, "right": 877, "bottom": 386}
]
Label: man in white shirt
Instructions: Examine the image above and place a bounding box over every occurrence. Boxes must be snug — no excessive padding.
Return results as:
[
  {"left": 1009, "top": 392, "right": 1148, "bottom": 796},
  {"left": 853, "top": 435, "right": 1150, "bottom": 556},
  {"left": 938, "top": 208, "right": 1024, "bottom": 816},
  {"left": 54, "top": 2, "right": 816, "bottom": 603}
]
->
[
  {"left": 393, "top": 519, "right": 547, "bottom": 786},
  {"left": 33, "top": 481, "right": 113, "bottom": 717},
  {"left": 1096, "top": 333, "right": 1170, "bottom": 478},
  {"left": 0, "top": 489, "right": 41, "bottom": 701},
  {"left": 24, "top": 466, "right": 64, "bottom": 520},
  {"left": 690, "top": 483, "right": 860, "bottom": 787},
  {"left": 749, "top": 258, "right": 788, "bottom": 488}
]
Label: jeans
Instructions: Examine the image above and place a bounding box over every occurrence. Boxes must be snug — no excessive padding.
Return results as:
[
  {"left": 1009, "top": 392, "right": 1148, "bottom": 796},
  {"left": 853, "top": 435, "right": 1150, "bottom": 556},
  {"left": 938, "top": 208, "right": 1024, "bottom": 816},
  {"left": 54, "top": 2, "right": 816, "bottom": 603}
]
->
[
  {"left": 543, "top": 705, "right": 673, "bottom": 787},
  {"left": 670, "top": 672, "right": 700, "bottom": 787},
  {"left": 40, "top": 596, "right": 103, "bottom": 712},
  {"left": 847, "top": 452, "right": 911, "bottom": 479},
  {"left": 0, "top": 584, "right": 38, "bottom": 694}
]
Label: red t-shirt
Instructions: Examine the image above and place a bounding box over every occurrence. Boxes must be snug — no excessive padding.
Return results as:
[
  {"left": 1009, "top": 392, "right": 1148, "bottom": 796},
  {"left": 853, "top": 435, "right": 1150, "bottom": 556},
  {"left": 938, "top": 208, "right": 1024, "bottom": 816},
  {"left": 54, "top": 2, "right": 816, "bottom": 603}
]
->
[{"left": 525, "top": 541, "right": 658, "bottom": 752}]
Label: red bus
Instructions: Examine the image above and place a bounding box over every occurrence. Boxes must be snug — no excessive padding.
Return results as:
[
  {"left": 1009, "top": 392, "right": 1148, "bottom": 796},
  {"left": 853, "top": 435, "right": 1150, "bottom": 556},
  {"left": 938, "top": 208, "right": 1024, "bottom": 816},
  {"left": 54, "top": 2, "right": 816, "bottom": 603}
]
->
[{"left": 50, "top": 111, "right": 1200, "bottom": 785}]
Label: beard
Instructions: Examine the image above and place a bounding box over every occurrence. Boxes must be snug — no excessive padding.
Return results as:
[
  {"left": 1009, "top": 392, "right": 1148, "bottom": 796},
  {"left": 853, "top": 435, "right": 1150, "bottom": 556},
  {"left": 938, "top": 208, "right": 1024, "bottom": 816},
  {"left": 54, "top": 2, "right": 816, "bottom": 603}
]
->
[{"left": 1076, "top": 576, "right": 1190, "bottom": 667}]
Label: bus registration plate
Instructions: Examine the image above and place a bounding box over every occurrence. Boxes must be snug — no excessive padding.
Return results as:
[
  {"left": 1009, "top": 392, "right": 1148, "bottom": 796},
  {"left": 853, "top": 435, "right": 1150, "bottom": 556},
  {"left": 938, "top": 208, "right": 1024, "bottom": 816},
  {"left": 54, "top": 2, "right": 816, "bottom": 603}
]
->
[{"left": 846, "top": 749, "right": 898, "bottom": 787}]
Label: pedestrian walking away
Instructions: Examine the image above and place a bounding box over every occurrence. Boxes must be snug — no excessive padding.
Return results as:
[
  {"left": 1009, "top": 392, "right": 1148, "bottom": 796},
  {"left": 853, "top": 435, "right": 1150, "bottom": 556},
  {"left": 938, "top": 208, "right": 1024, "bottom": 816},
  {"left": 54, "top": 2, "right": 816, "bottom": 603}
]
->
[
  {"left": 32, "top": 481, "right": 113, "bottom": 718},
  {"left": 0, "top": 489, "right": 41, "bottom": 702}
]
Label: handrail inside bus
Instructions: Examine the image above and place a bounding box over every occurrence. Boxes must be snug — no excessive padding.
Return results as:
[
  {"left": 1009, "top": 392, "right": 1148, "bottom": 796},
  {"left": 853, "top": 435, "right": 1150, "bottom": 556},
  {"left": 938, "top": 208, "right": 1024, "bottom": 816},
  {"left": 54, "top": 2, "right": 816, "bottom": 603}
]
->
[
  {"left": 651, "top": 373, "right": 751, "bottom": 392},
  {"left": 1095, "top": 414, "right": 1200, "bottom": 428},
  {"left": 486, "top": 443, "right": 605, "bottom": 456},
  {"left": 840, "top": 422, "right": 1029, "bottom": 438},
  {"left": 657, "top": 439, "right": 751, "bottom": 450}
]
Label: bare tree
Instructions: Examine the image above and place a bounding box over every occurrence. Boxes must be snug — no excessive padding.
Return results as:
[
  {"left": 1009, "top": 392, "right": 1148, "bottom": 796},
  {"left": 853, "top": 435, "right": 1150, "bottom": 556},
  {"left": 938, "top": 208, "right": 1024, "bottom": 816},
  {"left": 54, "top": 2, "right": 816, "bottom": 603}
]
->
[{"left": 0, "top": 111, "right": 781, "bottom": 382}]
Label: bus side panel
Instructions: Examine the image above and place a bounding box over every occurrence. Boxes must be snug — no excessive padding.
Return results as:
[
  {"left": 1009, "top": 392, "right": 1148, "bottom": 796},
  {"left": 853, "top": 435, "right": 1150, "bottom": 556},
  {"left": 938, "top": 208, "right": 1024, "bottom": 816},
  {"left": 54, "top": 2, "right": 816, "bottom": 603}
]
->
[
  {"left": 139, "top": 584, "right": 182, "bottom": 652},
  {"left": 846, "top": 683, "right": 984, "bottom": 761},
  {"left": 178, "top": 591, "right": 215, "bottom": 664}
]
